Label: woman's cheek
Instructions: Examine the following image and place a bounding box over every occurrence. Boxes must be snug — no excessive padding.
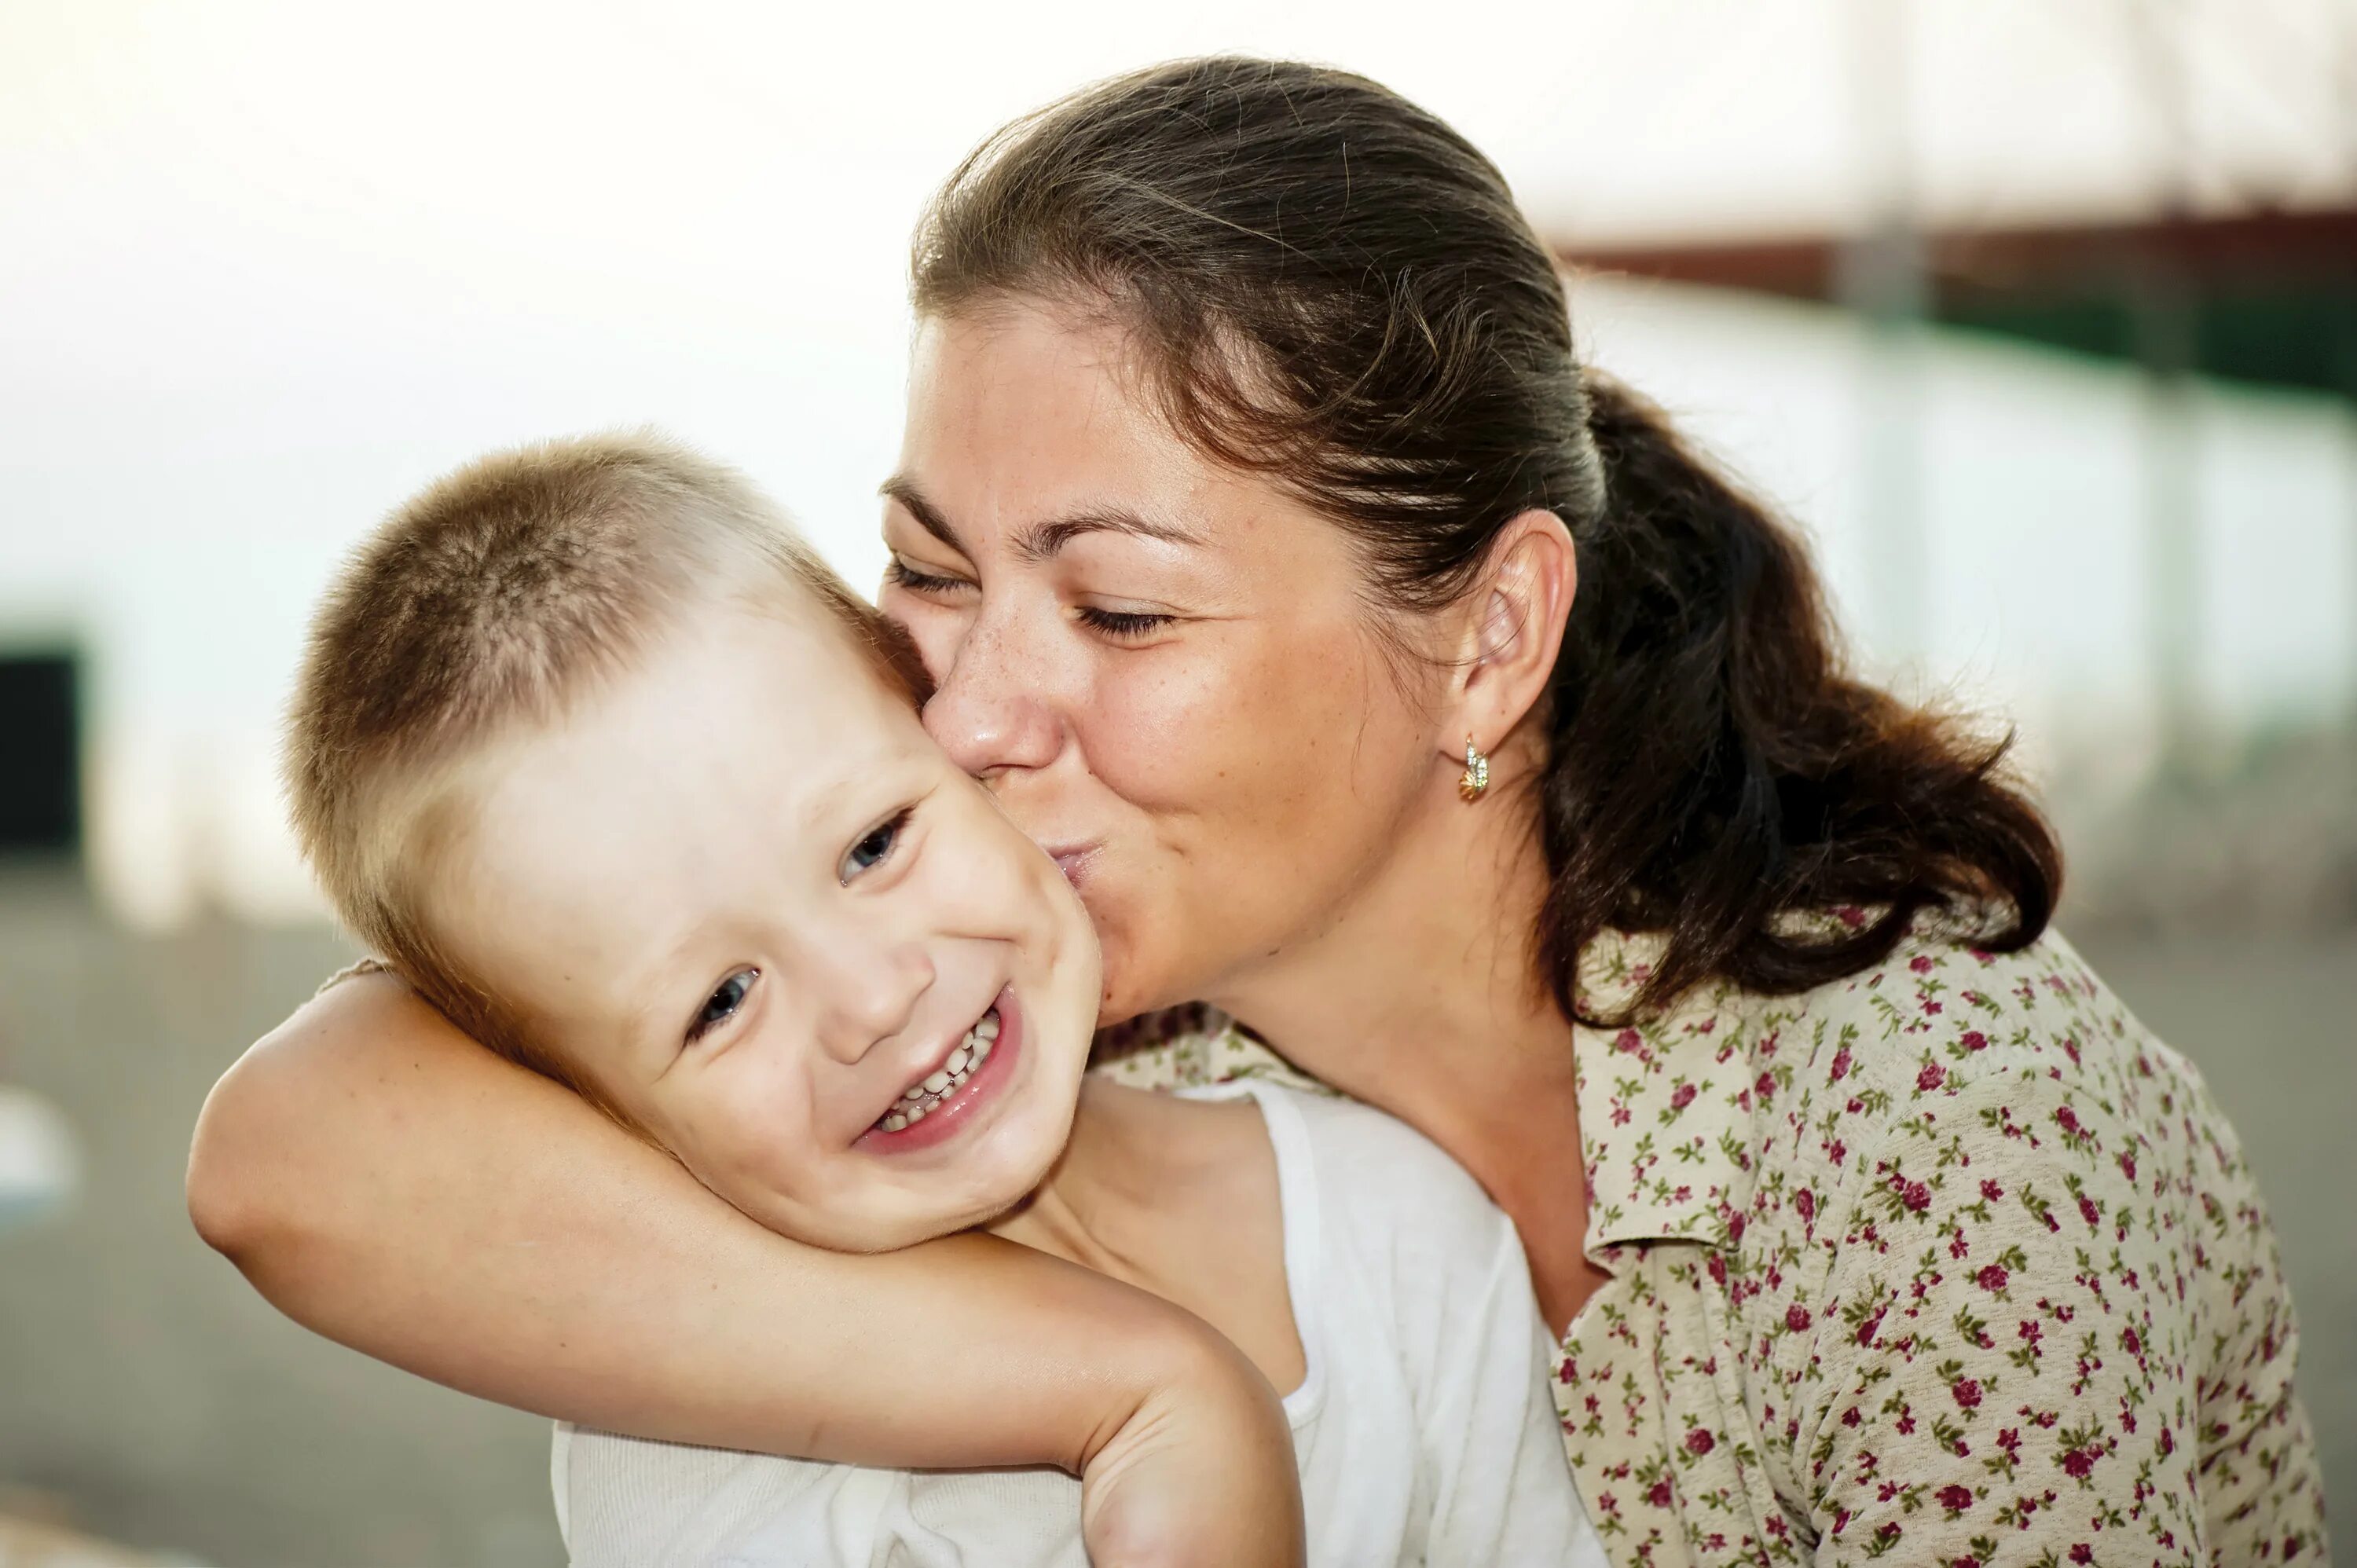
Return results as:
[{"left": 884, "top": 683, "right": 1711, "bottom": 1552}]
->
[{"left": 1083, "top": 645, "right": 1261, "bottom": 802}]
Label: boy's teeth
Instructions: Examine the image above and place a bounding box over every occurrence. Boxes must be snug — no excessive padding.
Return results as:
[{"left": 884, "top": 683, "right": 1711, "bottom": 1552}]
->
[{"left": 876, "top": 1007, "right": 1002, "bottom": 1134}]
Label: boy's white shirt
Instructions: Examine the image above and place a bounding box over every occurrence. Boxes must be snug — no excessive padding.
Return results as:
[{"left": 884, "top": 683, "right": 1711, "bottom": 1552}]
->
[{"left": 553, "top": 1082, "right": 1607, "bottom": 1567}]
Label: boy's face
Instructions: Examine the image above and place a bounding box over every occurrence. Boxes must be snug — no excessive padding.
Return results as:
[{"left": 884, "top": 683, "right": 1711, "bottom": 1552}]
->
[{"left": 434, "top": 598, "right": 1102, "bottom": 1251}]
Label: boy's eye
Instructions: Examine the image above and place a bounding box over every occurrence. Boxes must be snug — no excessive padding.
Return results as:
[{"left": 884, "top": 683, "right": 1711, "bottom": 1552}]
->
[
  {"left": 841, "top": 808, "right": 912, "bottom": 884},
  {"left": 689, "top": 969, "right": 757, "bottom": 1042}
]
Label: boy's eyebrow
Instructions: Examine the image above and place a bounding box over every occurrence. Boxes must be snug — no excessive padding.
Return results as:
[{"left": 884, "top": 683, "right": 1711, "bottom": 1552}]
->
[
  {"left": 881, "top": 476, "right": 1204, "bottom": 563},
  {"left": 621, "top": 918, "right": 716, "bottom": 1064}
]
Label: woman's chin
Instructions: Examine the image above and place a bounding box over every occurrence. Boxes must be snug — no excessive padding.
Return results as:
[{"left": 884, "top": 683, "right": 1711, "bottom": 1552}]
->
[
  {"left": 1083, "top": 935, "right": 1156, "bottom": 1024},
  {"left": 1095, "top": 962, "right": 1191, "bottom": 1030}
]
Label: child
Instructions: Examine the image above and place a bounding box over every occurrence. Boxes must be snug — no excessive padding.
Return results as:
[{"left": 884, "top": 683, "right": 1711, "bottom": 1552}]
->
[{"left": 284, "top": 433, "right": 1604, "bottom": 1568}]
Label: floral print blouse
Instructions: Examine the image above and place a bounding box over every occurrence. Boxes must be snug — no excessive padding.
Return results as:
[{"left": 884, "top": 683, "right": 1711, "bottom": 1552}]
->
[{"left": 1097, "top": 918, "right": 2327, "bottom": 1566}]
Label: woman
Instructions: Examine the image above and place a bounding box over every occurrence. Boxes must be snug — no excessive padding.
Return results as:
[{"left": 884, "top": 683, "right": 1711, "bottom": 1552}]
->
[{"left": 189, "top": 57, "right": 2324, "bottom": 1566}]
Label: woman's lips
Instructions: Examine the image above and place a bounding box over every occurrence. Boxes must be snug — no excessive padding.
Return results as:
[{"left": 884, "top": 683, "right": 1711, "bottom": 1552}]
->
[
  {"left": 1043, "top": 843, "right": 1099, "bottom": 888},
  {"left": 856, "top": 987, "right": 1021, "bottom": 1155}
]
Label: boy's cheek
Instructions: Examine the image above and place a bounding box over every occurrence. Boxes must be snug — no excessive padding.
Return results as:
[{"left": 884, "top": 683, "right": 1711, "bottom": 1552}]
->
[
  {"left": 674, "top": 1123, "right": 814, "bottom": 1224},
  {"left": 652, "top": 1090, "right": 786, "bottom": 1186}
]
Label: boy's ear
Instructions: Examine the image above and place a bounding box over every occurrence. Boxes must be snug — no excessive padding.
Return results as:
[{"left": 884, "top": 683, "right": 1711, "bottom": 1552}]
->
[{"left": 1451, "top": 508, "right": 1575, "bottom": 761}]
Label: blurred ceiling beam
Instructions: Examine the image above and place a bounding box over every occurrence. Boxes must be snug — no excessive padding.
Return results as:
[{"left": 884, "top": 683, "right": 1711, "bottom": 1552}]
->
[
  {"left": 1556, "top": 208, "right": 2357, "bottom": 304},
  {"left": 1556, "top": 209, "right": 2357, "bottom": 400}
]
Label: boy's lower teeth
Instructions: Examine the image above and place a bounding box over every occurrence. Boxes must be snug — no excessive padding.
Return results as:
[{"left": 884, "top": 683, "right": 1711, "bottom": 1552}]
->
[{"left": 876, "top": 1009, "right": 1000, "bottom": 1134}]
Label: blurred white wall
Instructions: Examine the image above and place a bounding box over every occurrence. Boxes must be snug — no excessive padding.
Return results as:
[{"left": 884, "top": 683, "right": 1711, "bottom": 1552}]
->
[
  {"left": 2, "top": 0, "right": 2353, "bottom": 927},
  {"left": 1570, "top": 279, "right": 2357, "bottom": 770}
]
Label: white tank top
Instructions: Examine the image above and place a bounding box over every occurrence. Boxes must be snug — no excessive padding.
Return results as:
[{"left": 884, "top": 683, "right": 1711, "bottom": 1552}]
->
[{"left": 552, "top": 1083, "right": 1607, "bottom": 1567}]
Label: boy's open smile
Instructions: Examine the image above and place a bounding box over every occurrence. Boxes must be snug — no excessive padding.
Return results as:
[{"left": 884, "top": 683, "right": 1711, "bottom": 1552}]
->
[{"left": 860, "top": 987, "right": 1020, "bottom": 1151}]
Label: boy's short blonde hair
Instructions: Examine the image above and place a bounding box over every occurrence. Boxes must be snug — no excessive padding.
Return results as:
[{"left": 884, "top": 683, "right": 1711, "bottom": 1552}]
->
[{"left": 286, "top": 432, "right": 927, "bottom": 1090}]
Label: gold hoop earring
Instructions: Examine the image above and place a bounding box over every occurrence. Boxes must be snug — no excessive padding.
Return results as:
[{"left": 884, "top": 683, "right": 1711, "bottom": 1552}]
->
[{"left": 1458, "top": 735, "right": 1490, "bottom": 803}]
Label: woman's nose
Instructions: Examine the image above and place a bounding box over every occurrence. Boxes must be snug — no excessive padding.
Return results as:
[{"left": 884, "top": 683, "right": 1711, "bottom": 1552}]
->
[
  {"left": 922, "top": 606, "right": 1064, "bottom": 779},
  {"left": 812, "top": 939, "right": 936, "bottom": 1066}
]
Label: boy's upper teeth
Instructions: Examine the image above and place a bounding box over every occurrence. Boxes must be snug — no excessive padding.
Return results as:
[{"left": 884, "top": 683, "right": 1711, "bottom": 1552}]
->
[{"left": 879, "top": 1007, "right": 999, "bottom": 1130}]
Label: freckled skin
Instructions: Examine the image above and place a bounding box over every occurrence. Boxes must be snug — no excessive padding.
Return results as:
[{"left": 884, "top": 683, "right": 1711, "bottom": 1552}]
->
[{"left": 884, "top": 305, "right": 1450, "bottom": 1024}]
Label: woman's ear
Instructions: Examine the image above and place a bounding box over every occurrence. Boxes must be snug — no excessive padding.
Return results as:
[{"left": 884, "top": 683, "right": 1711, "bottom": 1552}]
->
[{"left": 1451, "top": 508, "right": 1576, "bottom": 764}]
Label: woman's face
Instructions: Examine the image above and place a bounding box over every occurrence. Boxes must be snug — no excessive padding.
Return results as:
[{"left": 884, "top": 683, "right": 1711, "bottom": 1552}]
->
[{"left": 882, "top": 300, "right": 1450, "bottom": 1023}]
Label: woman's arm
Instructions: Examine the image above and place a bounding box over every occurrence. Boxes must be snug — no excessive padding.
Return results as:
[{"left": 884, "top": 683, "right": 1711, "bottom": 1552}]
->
[{"left": 187, "top": 969, "right": 1303, "bottom": 1568}]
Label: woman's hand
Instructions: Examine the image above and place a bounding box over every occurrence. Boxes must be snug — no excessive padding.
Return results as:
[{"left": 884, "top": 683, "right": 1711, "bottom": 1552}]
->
[{"left": 187, "top": 969, "right": 1303, "bottom": 1566}]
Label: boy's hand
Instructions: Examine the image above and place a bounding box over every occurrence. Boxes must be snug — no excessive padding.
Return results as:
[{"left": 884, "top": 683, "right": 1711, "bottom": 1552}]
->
[{"left": 1076, "top": 1322, "right": 1305, "bottom": 1568}]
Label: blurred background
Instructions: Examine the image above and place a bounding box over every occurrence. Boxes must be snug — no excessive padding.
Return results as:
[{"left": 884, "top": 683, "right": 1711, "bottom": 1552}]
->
[{"left": 2, "top": 0, "right": 2351, "bottom": 1562}]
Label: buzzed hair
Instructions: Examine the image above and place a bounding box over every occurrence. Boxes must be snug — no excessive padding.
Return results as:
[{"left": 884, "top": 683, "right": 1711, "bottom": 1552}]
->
[{"left": 285, "top": 431, "right": 926, "bottom": 1090}]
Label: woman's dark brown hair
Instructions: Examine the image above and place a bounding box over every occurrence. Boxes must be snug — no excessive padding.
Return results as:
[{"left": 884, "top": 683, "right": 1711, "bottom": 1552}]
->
[{"left": 912, "top": 56, "right": 2062, "bottom": 1022}]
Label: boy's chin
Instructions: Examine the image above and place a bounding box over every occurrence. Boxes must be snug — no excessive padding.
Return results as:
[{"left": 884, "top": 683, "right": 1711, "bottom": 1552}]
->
[
  {"left": 768, "top": 1161, "right": 1056, "bottom": 1255},
  {"left": 831, "top": 1191, "right": 1034, "bottom": 1254},
  {"left": 737, "top": 1202, "right": 961, "bottom": 1256}
]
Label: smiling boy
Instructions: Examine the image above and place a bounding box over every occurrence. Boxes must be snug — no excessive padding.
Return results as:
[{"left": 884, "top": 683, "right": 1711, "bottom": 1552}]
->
[{"left": 284, "top": 433, "right": 1600, "bottom": 1567}]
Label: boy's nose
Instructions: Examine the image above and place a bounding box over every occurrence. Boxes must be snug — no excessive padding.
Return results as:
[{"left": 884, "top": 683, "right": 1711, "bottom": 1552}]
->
[{"left": 812, "top": 939, "right": 936, "bottom": 1067}]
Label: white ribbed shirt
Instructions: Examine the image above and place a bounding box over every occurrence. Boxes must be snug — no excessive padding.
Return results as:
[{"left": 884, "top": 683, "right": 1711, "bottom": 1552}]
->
[{"left": 553, "top": 1083, "right": 1606, "bottom": 1568}]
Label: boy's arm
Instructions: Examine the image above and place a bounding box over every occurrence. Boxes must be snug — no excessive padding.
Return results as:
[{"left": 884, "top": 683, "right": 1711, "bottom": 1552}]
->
[{"left": 186, "top": 969, "right": 1303, "bottom": 1568}]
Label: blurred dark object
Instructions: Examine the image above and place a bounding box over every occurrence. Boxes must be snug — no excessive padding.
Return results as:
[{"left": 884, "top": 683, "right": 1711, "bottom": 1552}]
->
[{"left": 0, "top": 654, "right": 82, "bottom": 859}]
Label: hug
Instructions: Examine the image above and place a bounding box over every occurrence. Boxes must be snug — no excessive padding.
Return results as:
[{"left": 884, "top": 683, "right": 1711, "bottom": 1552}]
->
[{"left": 189, "top": 55, "right": 2326, "bottom": 1567}]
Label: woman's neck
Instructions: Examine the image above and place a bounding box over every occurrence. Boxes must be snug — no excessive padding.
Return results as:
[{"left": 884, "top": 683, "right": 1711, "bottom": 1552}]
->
[
  {"left": 1203, "top": 764, "right": 1606, "bottom": 1330},
  {"left": 1213, "top": 770, "right": 1574, "bottom": 1107}
]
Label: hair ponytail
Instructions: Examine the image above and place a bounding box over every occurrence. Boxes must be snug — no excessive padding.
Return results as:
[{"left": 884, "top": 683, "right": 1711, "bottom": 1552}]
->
[
  {"left": 915, "top": 55, "right": 2062, "bottom": 1024},
  {"left": 1538, "top": 371, "right": 2058, "bottom": 1020}
]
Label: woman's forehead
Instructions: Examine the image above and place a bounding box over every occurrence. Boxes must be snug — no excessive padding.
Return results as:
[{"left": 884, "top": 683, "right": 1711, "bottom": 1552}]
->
[
  {"left": 904, "top": 308, "right": 1180, "bottom": 481},
  {"left": 896, "top": 313, "right": 1343, "bottom": 568}
]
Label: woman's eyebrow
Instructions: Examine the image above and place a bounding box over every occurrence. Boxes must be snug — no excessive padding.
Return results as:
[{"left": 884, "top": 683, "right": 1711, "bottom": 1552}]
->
[
  {"left": 879, "top": 477, "right": 966, "bottom": 554},
  {"left": 882, "top": 476, "right": 1202, "bottom": 562},
  {"left": 1014, "top": 508, "right": 1202, "bottom": 563}
]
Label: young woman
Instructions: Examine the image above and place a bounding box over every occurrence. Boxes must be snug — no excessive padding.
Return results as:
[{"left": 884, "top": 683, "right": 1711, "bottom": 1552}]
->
[{"left": 190, "top": 57, "right": 2325, "bottom": 1566}]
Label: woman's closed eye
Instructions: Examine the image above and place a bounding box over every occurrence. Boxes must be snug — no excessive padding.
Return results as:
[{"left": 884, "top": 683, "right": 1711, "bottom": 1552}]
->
[
  {"left": 688, "top": 968, "right": 757, "bottom": 1042},
  {"left": 1074, "top": 604, "right": 1175, "bottom": 639},
  {"left": 884, "top": 555, "right": 970, "bottom": 596}
]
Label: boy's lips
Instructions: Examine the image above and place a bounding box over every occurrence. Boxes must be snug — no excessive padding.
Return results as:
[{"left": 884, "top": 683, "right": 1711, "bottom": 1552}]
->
[{"left": 857, "top": 987, "right": 1021, "bottom": 1154}]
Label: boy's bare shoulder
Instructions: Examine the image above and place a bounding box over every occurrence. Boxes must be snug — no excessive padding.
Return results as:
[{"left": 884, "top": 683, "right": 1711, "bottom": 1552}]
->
[
  {"left": 1077, "top": 1082, "right": 1300, "bottom": 1390},
  {"left": 1086, "top": 1079, "right": 1277, "bottom": 1207}
]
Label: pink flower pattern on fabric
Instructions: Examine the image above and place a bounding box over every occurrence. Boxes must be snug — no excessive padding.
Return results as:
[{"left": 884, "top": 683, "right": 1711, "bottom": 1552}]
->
[{"left": 1097, "top": 921, "right": 2327, "bottom": 1566}]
